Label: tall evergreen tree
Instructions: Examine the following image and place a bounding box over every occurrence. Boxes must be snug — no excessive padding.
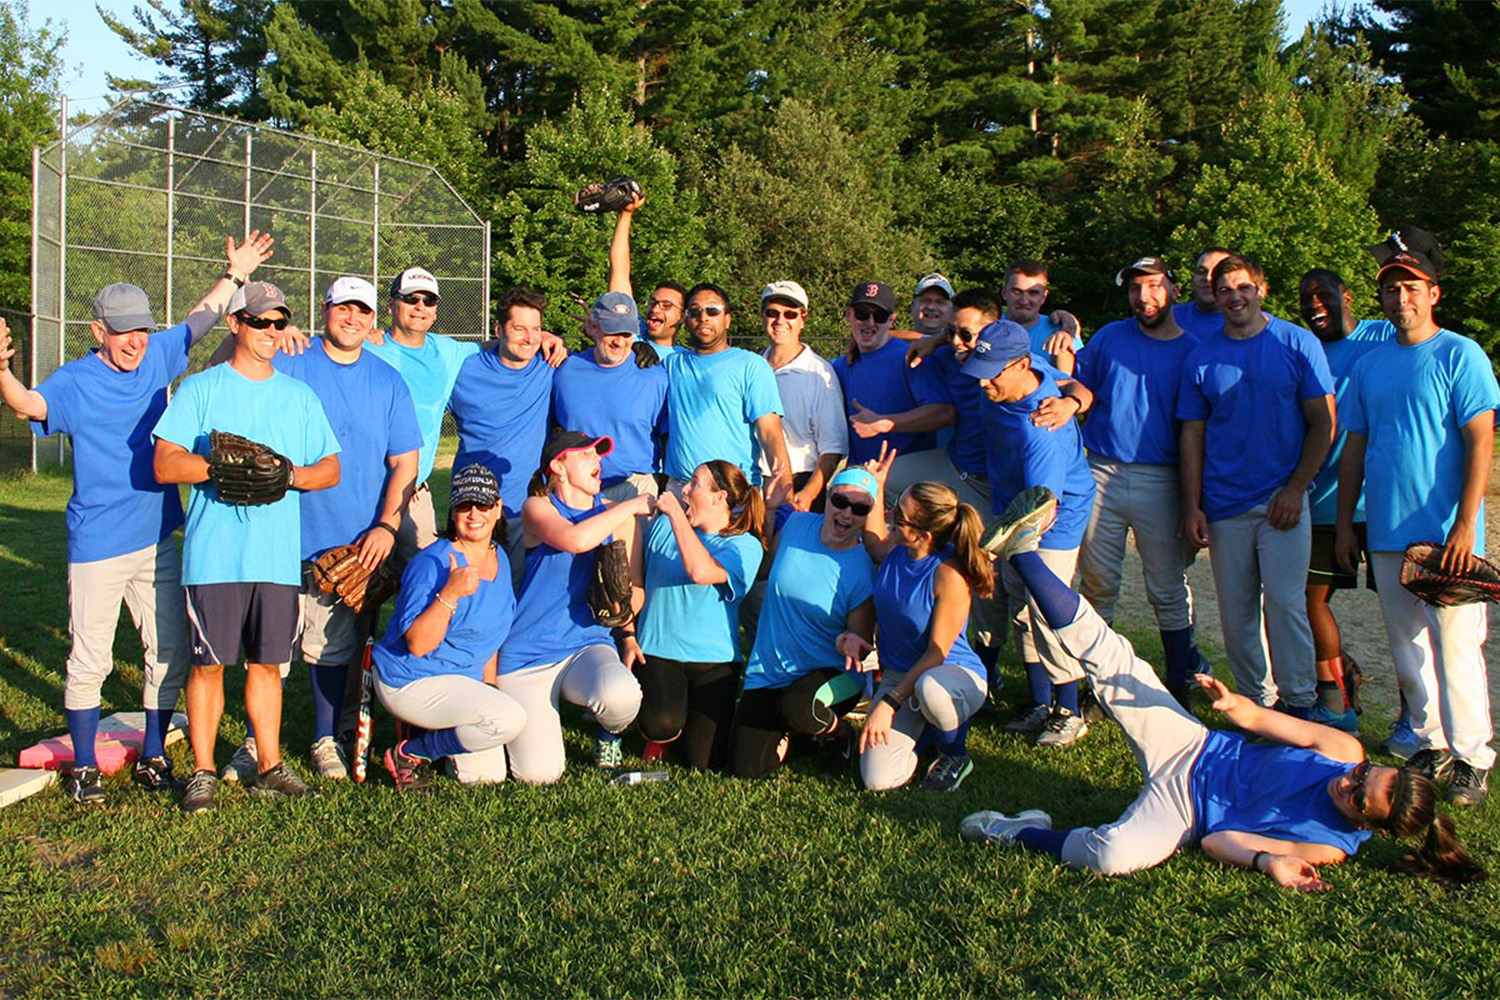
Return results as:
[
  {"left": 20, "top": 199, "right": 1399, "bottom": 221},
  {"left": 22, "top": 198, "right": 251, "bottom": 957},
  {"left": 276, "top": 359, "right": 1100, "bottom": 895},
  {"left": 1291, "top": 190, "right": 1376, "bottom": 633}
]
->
[
  {"left": 99, "top": 0, "right": 274, "bottom": 118},
  {"left": 1354, "top": 0, "right": 1500, "bottom": 141}
]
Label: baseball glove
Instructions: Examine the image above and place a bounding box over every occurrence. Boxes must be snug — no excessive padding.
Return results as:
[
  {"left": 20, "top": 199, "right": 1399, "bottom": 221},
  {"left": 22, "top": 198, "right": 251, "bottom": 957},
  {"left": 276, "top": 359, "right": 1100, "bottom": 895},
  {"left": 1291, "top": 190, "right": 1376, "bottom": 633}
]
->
[
  {"left": 310, "top": 543, "right": 399, "bottom": 615},
  {"left": 1399, "top": 542, "right": 1500, "bottom": 608},
  {"left": 588, "top": 539, "right": 634, "bottom": 627},
  {"left": 575, "top": 177, "right": 642, "bottom": 215},
  {"left": 208, "top": 430, "right": 293, "bottom": 505}
]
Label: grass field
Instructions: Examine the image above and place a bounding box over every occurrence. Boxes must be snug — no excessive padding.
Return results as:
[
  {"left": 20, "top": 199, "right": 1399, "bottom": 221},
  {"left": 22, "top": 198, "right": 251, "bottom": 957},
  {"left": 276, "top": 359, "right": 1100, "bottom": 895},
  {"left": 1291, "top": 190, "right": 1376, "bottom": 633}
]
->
[{"left": 2, "top": 468, "right": 1498, "bottom": 998}]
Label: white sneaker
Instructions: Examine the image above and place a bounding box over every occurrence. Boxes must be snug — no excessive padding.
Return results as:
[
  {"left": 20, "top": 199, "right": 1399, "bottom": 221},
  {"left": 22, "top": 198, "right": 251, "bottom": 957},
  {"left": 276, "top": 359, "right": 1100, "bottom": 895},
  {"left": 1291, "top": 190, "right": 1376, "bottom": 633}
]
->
[
  {"left": 960, "top": 808, "right": 1053, "bottom": 845},
  {"left": 310, "top": 736, "right": 349, "bottom": 780},
  {"left": 981, "top": 486, "right": 1058, "bottom": 557},
  {"left": 1036, "top": 707, "right": 1089, "bottom": 747},
  {"left": 220, "top": 737, "right": 258, "bottom": 784}
]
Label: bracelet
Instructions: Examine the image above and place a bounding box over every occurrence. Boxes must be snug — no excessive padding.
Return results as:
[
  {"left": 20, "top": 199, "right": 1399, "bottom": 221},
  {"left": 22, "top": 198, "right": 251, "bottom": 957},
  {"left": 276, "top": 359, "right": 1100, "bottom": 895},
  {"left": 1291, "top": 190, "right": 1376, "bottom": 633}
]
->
[
  {"left": 435, "top": 593, "right": 458, "bottom": 613},
  {"left": 223, "top": 270, "right": 246, "bottom": 288},
  {"left": 287, "top": 465, "right": 296, "bottom": 489},
  {"left": 880, "top": 692, "right": 904, "bottom": 712},
  {"left": 1251, "top": 850, "right": 1271, "bottom": 873},
  {"left": 371, "top": 522, "right": 398, "bottom": 539}
]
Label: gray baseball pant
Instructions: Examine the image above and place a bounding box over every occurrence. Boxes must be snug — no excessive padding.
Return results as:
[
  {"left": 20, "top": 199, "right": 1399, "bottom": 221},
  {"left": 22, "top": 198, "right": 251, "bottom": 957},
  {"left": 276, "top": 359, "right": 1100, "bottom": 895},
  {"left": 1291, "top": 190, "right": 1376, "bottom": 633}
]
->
[
  {"left": 1078, "top": 458, "right": 1195, "bottom": 630},
  {"left": 860, "top": 665, "right": 987, "bottom": 790},
  {"left": 998, "top": 546, "right": 1084, "bottom": 683},
  {"left": 375, "top": 673, "right": 527, "bottom": 784}
]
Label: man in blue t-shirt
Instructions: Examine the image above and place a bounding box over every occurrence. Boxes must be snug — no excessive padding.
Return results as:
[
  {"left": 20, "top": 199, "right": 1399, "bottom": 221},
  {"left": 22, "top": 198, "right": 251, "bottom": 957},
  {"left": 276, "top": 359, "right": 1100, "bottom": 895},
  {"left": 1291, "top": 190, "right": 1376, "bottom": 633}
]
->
[
  {"left": 0, "top": 233, "right": 274, "bottom": 806},
  {"left": 1337, "top": 227, "right": 1500, "bottom": 807},
  {"left": 1178, "top": 254, "right": 1335, "bottom": 717},
  {"left": 1073, "top": 256, "right": 1206, "bottom": 706},
  {"left": 1001, "top": 259, "right": 1083, "bottom": 374},
  {"left": 1172, "top": 246, "right": 1232, "bottom": 340},
  {"left": 154, "top": 280, "right": 341, "bottom": 814}
]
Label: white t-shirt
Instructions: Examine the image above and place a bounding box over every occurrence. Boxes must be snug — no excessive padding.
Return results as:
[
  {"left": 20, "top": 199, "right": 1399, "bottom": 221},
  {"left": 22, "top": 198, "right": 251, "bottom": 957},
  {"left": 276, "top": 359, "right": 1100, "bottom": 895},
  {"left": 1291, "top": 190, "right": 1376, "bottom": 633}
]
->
[{"left": 762, "top": 343, "right": 849, "bottom": 475}]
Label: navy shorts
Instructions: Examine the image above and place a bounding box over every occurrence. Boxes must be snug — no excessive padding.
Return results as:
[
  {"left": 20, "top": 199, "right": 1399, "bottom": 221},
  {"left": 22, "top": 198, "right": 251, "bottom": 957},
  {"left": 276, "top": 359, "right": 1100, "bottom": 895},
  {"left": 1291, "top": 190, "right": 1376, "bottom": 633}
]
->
[
  {"left": 185, "top": 582, "right": 300, "bottom": 667},
  {"left": 1307, "top": 523, "right": 1373, "bottom": 590}
]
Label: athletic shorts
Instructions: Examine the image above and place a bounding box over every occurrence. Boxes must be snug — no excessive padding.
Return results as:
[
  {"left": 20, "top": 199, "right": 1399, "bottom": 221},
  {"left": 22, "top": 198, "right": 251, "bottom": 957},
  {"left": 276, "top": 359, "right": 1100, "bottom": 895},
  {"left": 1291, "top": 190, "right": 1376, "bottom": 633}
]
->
[
  {"left": 186, "top": 582, "right": 300, "bottom": 667},
  {"left": 1307, "top": 522, "right": 1372, "bottom": 590}
]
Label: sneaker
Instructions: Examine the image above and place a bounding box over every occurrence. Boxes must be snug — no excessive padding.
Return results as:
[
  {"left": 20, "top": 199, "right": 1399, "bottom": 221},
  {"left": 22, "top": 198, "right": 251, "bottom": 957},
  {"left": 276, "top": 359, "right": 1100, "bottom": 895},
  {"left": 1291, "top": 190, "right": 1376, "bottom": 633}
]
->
[
  {"left": 959, "top": 808, "right": 1053, "bottom": 846},
  {"left": 132, "top": 754, "right": 185, "bottom": 792},
  {"left": 310, "top": 736, "right": 349, "bottom": 780},
  {"left": 642, "top": 740, "right": 669, "bottom": 764},
  {"left": 383, "top": 744, "right": 432, "bottom": 794},
  {"left": 67, "top": 765, "right": 105, "bottom": 807},
  {"left": 220, "top": 737, "right": 258, "bottom": 784},
  {"left": 1004, "top": 701, "right": 1052, "bottom": 735},
  {"left": 1381, "top": 719, "right": 1419, "bottom": 761},
  {"left": 248, "top": 762, "right": 318, "bottom": 798},
  {"left": 1079, "top": 686, "right": 1107, "bottom": 724},
  {"left": 1341, "top": 650, "right": 1365, "bottom": 715},
  {"left": 1405, "top": 747, "right": 1455, "bottom": 784},
  {"left": 1309, "top": 703, "right": 1360, "bottom": 733},
  {"left": 980, "top": 487, "right": 1058, "bottom": 558},
  {"left": 1036, "top": 707, "right": 1089, "bottom": 747},
  {"left": 596, "top": 735, "right": 624, "bottom": 771},
  {"left": 1449, "top": 761, "right": 1489, "bottom": 807},
  {"left": 179, "top": 769, "right": 219, "bottom": 814},
  {"left": 922, "top": 753, "right": 974, "bottom": 792}
]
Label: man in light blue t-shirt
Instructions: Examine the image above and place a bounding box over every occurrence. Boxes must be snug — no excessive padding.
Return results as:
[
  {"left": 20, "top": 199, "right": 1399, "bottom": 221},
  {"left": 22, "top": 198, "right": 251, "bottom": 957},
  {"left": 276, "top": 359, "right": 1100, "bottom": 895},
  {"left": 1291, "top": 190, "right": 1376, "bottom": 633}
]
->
[{"left": 1001, "top": 258, "right": 1083, "bottom": 374}]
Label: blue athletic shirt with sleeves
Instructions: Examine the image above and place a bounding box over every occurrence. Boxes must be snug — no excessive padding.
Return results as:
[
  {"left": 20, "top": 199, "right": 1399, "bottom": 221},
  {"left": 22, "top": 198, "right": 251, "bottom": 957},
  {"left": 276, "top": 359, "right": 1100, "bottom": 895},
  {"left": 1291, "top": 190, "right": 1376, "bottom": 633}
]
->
[
  {"left": 1010, "top": 312, "right": 1083, "bottom": 355},
  {"left": 872, "top": 545, "right": 984, "bottom": 679},
  {"left": 364, "top": 332, "right": 479, "bottom": 484},
  {"left": 1343, "top": 329, "right": 1500, "bottom": 555},
  {"left": 274, "top": 340, "right": 423, "bottom": 560},
  {"left": 1190, "top": 730, "right": 1370, "bottom": 855},
  {"left": 1074, "top": 318, "right": 1201, "bottom": 465},
  {"left": 552, "top": 349, "right": 669, "bottom": 484},
  {"left": 831, "top": 338, "right": 951, "bottom": 466},
  {"left": 32, "top": 323, "right": 191, "bottom": 563},
  {"left": 1308, "top": 319, "right": 1395, "bottom": 525},
  {"left": 744, "top": 513, "right": 875, "bottom": 691},
  {"left": 151, "top": 363, "right": 339, "bottom": 586},
  {"left": 978, "top": 364, "right": 1096, "bottom": 550},
  {"left": 1172, "top": 301, "right": 1225, "bottom": 341},
  {"left": 929, "top": 346, "right": 989, "bottom": 477},
  {"left": 638, "top": 514, "right": 763, "bottom": 663},
  {"left": 497, "top": 494, "right": 616, "bottom": 673},
  {"left": 373, "top": 538, "right": 515, "bottom": 688},
  {"left": 449, "top": 350, "right": 554, "bottom": 520},
  {"left": 1176, "top": 317, "right": 1335, "bottom": 521},
  {"left": 663, "top": 347, "right": 782, "bottom": 484}
]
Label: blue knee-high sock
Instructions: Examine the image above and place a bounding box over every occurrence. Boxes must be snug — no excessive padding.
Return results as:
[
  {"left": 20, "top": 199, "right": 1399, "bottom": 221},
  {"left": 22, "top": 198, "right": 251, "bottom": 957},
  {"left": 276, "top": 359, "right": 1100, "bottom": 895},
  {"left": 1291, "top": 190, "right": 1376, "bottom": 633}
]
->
[
  {"left": 1010, "top": 551, "right": 1081, "bottom": 629},
  {"left": 1054, "top": 680, "right": 1079, "bottom": 715},
  {"left": 1025, "top": 661, "right": 1053, "bottom": 706},
  {"left": 1017, "top": 826, "right": 1073, "bottom": 860},
  {"left": 936, "top": 721, "right": 970, "bottom": 757},
  {"left": 403, "top": 727, "right": 467, "bottom": 761},
  {"left": 1160, "top": 627, "right": 1197, "bottom": 690},
  {"left": 142, "top": 708, "right": 173, "bottom": 758},
  {"left": 66, "top": 707, "right": 101, "bottom": 768},
  {"left": 309, "top": 665, "right": 348, "bottom": 740}
]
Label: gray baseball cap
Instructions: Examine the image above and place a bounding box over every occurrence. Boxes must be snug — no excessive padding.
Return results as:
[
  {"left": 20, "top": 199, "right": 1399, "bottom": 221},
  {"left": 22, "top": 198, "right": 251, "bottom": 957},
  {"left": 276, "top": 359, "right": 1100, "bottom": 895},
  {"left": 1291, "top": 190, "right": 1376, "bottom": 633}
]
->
[
  {"left": 92, "top": 283, "right": 155, "bottom": 333},
  {"left": 229, "top": 281, "right": 291, "bottom": 317}
]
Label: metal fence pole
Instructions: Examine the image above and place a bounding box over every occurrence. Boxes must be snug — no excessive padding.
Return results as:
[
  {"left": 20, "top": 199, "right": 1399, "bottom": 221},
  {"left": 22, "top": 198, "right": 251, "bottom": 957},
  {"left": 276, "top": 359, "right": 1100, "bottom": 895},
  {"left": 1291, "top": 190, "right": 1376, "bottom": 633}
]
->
[
  {"left": 56, "top": 95, "right": 67, "bottom": 465},
  {"left": 483, "top": 219, "right": 492, "bottom": 338},
  {"left": 371, "top": 161, "right": 380, "bottom": 285},
  {"left": 28, "top": 145, "right": 39, "bottom": 473},
  {"left": 309, "top": 148, "right": 318, "bottom": 330},
  {"left": 243, "top": 133, "right": 252, "bottom": 239},
  {"left": 166, "top": 116, "right": 176, "bottom": 321}
]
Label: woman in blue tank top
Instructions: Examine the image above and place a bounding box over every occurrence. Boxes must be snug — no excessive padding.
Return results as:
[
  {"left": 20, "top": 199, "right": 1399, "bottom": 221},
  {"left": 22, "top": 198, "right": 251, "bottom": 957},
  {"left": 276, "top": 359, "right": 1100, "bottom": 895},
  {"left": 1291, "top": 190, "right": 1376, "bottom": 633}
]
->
[
  {"left": 859, "top": 447, "right": 995, "bottom": 793},
  {"left": 493, "top": 430, "right": 652, "bottom": 781}
]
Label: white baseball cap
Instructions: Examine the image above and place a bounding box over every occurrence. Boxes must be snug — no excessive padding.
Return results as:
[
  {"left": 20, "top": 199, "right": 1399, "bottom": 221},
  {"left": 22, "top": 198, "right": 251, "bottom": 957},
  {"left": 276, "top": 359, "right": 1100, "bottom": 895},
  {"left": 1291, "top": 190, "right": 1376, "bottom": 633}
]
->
[
  {"left": 914, "top": 273, "right": 955, "bottom": 299},
  {"left": 324, "top": 276, "right": 379, "bottom": 311},
  {"left": 390, "top": 266, "right": 441, "bottom": 300},
  {"left": 759, "top": 280, "right": 809, "bottom": 310}
]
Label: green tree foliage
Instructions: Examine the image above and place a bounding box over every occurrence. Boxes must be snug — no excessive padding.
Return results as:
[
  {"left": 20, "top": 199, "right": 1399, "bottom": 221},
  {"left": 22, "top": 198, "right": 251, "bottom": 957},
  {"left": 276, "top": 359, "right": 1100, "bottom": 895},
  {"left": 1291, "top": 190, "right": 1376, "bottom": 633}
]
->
[
  {"left": 0, "top": 1, "right": 62, "bottom": 311},
  {"left": 99, "top": 0, "right": 274, "bottom": 117},
  {"left": 1355, "top": 0, "right": 1500, "bottom": 142}
]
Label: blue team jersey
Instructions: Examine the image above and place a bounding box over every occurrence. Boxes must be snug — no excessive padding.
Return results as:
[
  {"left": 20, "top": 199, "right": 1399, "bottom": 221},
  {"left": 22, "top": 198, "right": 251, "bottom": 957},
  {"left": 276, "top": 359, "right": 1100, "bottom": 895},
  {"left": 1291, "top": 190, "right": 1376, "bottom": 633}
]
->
[
  {"left": 274, "top": 340, "right": 422, "bottom": 559},
  {"left": 1308, "top": 319, "right": 1395, "bottom": 525},
  {"left": 552, "top": 349, "right": 669, "bottom": 483},
  {"left": 1343, "top": 329, "right": 1500, "bottom": 554},
  {"left": 663, "top": 347, "right": 782, "bottom": 483},
  {"left": 831, "top": 338, "right": 951, "bottom": 466},
  {"left": 929, "top": 346, "right": 989, "bottom": 477},
  {"left": 32, "top": 323, "right": 192, "bottom": 563},
  {"left": 152, "top": 363, "right": 339, "bottom": 586},
  {"left": 449, "top": 350, "right": 554, "bottom": 519},
  {"left": 373, "top": 538, "right": 515, "bottom": 688},
  {"left": 872, "top": 545, "right": 983, "bottom": 679},
  {"left": 1172, "top": 301, "right": 1225, "bottom": 341},
  {"left": 1176, "top": 317, "right": 1334, "bottom": 521},
  {"left": 1010, "top": 312, "right": 1083, "bottom": 356},
  {"left": 1074, "top": 318, "right": 1201, "bottom": 466},
  {"left": 638, "top": 515, "right": 763, "bottom": 663},
  {"left": 365, "top": 332, "right": 479, "bottom": 484}
]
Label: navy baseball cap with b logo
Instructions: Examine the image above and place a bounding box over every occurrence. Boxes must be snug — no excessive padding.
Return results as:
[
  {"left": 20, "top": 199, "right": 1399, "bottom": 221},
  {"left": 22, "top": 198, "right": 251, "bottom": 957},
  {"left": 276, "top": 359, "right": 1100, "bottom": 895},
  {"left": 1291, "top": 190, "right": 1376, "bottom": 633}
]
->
[
  {"left": 960, "top": 319, "right": 1031, "bottom": 380},
  {"left": 847, "top": 281, "right": 896, "bottom": 313}
]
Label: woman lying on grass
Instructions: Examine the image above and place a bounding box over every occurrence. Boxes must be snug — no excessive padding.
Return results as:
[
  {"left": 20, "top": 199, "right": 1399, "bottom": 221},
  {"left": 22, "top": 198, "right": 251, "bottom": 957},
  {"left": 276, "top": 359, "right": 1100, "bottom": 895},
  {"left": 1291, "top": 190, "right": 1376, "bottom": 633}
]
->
[{"left": 963, "top": 487, "right": 1486, "bottom": 890}]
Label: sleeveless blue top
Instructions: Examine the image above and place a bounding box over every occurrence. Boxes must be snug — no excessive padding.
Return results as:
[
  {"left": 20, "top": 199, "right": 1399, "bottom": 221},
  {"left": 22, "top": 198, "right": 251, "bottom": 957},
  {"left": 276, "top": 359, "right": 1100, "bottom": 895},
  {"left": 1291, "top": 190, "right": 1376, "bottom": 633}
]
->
[{"left": 872, "top": 545, "right": 983, "bottom": 678}]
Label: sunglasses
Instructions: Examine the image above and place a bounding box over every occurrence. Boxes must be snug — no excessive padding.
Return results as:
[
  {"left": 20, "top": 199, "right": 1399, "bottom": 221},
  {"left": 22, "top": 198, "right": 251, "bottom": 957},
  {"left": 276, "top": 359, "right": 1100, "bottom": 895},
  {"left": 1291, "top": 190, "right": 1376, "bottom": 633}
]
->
[
  {"left": 827, "top": 493, "right": 872, "bottom": 516},
  {"left": 852, "top": 306, "right": 891, "bottom": 324},
  {"left": 685, "top": 304, "right": 726, "bottom": 319},
  {"left": 953, "top": 327, "right": 980, "bottom": 343},
  {"left": 394, "top": 291, "right": 439, "bottom": 307},
  {"left": 1349, "top": 761, "right": 1372, "bottom": 816},
  {"left": 237, "top": 313, "right": 289, "bottom": 330},
  {"left": 763, "top": 307, "right": 803, "bottom": 321},
  {"left": 452, "top": 500, "right": 498, "bottom": 514}
]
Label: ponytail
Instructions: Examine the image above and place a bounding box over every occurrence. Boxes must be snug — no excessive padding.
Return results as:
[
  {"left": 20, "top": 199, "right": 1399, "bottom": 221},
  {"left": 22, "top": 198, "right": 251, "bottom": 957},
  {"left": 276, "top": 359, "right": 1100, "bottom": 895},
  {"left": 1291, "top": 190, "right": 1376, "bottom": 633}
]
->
[
  {"left": 707, "top": 460, "right": 767, "bottom": 546},
  {"left": 905, "top": 481, "right": 994, "bottom": 599},
  {"left": 1383, "top": 769, "right": 1487, "bottom": 885}
]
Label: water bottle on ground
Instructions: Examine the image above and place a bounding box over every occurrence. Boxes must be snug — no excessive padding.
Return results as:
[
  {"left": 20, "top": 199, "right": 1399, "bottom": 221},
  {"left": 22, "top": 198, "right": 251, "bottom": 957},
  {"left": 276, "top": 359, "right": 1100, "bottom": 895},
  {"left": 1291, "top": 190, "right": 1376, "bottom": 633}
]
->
[{"left": 610, "top": 770, "right": 671, "bottom": 786}]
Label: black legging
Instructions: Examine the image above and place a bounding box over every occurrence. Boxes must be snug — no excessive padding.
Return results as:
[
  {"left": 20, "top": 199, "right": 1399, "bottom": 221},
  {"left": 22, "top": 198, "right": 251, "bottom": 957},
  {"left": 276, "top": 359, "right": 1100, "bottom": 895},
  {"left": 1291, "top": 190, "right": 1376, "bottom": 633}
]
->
[
  {"left": 730, "top": 668, "right": 862, "bottom": 778},
  {"left": 635, "top": 655, "right": 739, "bottom": 770}
]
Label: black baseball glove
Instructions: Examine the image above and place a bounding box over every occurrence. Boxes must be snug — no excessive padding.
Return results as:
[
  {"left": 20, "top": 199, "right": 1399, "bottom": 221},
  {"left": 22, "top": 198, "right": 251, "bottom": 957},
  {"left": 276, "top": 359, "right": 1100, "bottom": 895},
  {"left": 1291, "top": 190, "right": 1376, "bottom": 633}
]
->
[
  {"left": 588, "top": 539, "right": 634, "bottom": 627},
  {"left": 575, "top": 177, "right": 642, "bottom": 215},
  {"left": 208, "top": 430, "right": 293, "bottom": 506}
]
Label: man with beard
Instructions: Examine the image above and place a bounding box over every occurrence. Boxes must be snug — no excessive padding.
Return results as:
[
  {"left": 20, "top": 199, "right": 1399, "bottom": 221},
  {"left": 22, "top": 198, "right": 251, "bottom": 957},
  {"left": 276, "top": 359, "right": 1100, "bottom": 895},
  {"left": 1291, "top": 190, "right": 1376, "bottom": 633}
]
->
[
  {"left": 1073, "top": 257, "right": 1208, "bottom": 706},
  {"left": 1173, "top": 246, "right": 1232, "bottom": 339},
  {"left": 607, "top": 189, "right": 686, "bottom": 358}
]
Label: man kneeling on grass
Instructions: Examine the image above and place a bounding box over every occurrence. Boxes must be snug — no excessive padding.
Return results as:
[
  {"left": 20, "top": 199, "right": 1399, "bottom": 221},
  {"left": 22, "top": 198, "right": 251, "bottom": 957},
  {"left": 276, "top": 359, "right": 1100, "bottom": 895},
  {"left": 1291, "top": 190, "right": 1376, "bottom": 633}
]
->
[{"left": 961, "top": 488, "right": 1487, "bottom": 890}]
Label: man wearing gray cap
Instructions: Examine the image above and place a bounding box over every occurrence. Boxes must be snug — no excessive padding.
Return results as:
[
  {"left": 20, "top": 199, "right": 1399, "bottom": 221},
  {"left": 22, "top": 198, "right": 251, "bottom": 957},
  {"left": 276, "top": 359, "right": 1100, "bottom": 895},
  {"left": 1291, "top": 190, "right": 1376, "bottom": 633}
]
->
[
  {"left": 910, "top": 273, "right": 956, "bottom": 339},
  {"left": 0, "top": 233, "right": 273, "bottom": 805},
  {"left": 759, "top": 280, "right": 846, "bottom": 512}
]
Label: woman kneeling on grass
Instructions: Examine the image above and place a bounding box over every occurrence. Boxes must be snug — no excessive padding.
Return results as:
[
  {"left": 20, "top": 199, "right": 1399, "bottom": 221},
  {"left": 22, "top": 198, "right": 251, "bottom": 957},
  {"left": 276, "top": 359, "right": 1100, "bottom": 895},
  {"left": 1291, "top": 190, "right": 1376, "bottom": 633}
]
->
[
  {"left": 631, "top": 460, "right": 765, "bottom": 769},
  {"left": 376, "top": 464, "right": 526, "bottom": 790},
  {"left": 730, "top": 466, "right": 878, "bottom": 778},
  {"left": 493, "top": 430, "right": 650, "bottom": 780},
  {"left": 860, "top": 447, "right": 996, "bottom": 793},
  {"left": 963, "top": 488, "right": 1486, "bottom": 889}
]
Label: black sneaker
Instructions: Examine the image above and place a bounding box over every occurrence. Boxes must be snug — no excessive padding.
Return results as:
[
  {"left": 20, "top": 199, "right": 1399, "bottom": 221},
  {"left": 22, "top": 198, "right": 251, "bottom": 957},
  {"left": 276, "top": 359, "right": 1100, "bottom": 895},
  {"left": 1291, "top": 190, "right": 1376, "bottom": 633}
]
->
[
  {"left": 1405, "top": 747, "right": 1456, "bottom": 784},
  {"left": 132, "top": 754, "right": 184, "bottom": 792},
  {"left": 248, "top": 762, "right": 319, "bottom": 799},
  {"left": 180, "top": 769, "right": 219, "bottom": 814},
  {"left": 1449, "top": 761, "right": 1489, "bottom": 807},
  {"left": 384, "top": 744, "right": 433, "bottom": 794},
  {"left": 67, "top": 765, "right": 105, "bottom": 807}
]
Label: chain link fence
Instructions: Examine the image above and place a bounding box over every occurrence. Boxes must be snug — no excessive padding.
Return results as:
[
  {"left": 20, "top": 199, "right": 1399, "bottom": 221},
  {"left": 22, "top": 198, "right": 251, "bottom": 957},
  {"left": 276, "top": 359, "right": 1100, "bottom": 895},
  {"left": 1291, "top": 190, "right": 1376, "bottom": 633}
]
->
[{"left": 20, "top": 96, "right": 489, "bottom": 474}]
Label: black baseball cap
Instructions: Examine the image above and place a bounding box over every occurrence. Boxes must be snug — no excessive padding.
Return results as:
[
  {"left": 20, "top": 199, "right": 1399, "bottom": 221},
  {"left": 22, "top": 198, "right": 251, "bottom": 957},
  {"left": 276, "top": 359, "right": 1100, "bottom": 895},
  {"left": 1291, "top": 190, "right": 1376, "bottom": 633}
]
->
[
  {"left": 847, "top": 280, "right": 896, "bottom": 314},
  {"left": 1371, "top": 226, "right": 1443, "bottom": 282},
  {"left": 450, "top": 463, "right": 499, "bottom": 509},
  {"left": 540, "top": 429, "right": 614, "bottom": 472},
  {"left": 1115, "top": 255, "right": 1175, "bottom": 286}
]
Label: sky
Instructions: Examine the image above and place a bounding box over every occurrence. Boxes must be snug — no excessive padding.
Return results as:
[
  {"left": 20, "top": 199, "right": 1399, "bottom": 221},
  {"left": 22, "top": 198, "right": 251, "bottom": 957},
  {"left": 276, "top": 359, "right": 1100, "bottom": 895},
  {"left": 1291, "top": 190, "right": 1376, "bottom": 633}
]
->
[{"left": 46, "top": 0, "right": 1349, "bottom": 120}]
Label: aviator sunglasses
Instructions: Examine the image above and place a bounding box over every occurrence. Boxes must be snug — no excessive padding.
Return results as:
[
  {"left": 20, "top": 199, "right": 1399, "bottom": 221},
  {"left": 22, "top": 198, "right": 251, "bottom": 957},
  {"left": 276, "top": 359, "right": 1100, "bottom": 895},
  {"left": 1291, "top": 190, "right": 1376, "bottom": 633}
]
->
[
  {"left": 394, "top": 291, "right": 439, "bottom": 307},
  {"left": 236, "top": 313, "right": 289, "bottom": 330}
]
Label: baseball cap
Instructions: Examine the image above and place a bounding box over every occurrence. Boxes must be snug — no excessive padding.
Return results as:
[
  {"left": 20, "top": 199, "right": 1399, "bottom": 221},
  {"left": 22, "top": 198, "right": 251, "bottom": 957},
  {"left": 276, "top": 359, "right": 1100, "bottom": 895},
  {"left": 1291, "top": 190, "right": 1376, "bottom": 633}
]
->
[
  {"left": 1115, "top": 255, "right": 1175, "bottom": 286},
  {"left": 324, "top": 277, "right": 378, "bottom": 311},
  {"left": 848, "top": 280, "right": 896, "bottom": 313},
  {"left": 390, "top": 266, "right": 441, "bottom": 301},
  {"left": 914, "top": 273, "right": 955, "bottom": 299},
  {"left": 92, "top": 283, "right": 155, "bottom": 333},
  {"left": 760, "top": 280, "right": 809, "bottom": 310},
  {"left": 828, "top": 467, "right": 879, "bottom": 500},
  {"left": 1371, "top": 226, "right": 1443, "bottom": 282},
  {"left": 450, "top": 463, "right": 500, "bottom": 509},
  {"left": 540, "top": 429, "right": 614, "bottom": 472},
  {"left": 960, "top": 320, "right": 1031, "bottom": 380},
  {"left": 228, "top": 281, "right": 290, "bottom": 317},
  {"left": 591, "top": 291, "right": 640, "bottom": 336}
]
